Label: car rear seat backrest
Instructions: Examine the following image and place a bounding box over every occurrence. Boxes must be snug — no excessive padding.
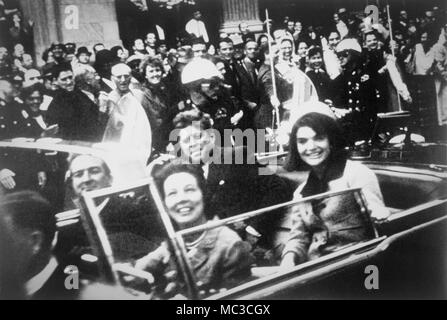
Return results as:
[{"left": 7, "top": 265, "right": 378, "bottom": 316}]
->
[
  {"left": 371, "top": 167, "right": 447, "bottom": 210},
  {"left": 276, "top": 164, "right": 447, "bottom": 212}
]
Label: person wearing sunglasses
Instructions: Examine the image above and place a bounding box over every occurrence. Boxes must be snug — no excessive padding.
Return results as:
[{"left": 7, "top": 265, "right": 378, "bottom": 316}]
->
[
  {"left": 178, "top": 58, "right": 243, "bottom": 137},
  {"left": 331, "top": 38, "right": 379, "bottom": 145}
]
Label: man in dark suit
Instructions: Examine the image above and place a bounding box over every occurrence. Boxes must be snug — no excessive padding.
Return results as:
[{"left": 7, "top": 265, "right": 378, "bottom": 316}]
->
[
  {"left": 45, "top": 63, "right": 103, "bottom": 142},
  {"left": 0, "top": 191, "right": 80, "bottom": 300},
  {"left": 166, "top": 109, "right": 293, "bottom": 240},
  {"left": 60, "top": 154, "right": 164, "bottom": 263},
  {"left": 233, "top": 40, "right": 263, "bottom": 130},
  {"left": 218, "top": 37, "right": 241, "bottom": 98}
]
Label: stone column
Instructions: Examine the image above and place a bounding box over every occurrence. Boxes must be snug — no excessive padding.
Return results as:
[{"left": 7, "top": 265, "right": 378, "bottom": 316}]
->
[
  {"left": 220, "top": 0, "right": 263, "bottom": 36},
  {"left": 19, "top": 0, "right": 61, "bottom": 65},
  {"left": 19, "top": 0, "right": 122, "bottom": 66}
]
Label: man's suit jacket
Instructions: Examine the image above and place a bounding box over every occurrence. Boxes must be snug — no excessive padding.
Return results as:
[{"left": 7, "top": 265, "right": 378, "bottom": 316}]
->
[
  {"left": 31, "top": 264, "right": 80, "bottom": 300},
  {"left": 204, "top": 148, "right": 294, "bottom": 237},
  {"left": 233, "top": 58, "right": 261, "bottom": 106},
  {"left": 46, "top": 89, "right": 104, "bottom": 142}
]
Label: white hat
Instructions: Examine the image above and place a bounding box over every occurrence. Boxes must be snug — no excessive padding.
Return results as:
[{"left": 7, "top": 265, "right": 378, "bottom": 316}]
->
[
  {"left": 181, "top": 58, "right": 222, "bottom": 84},
  {"left": 276, "top": 101, "right": 337, "bottom": 145},
  {"left": 291, "top": 101, "right": 337, "bottom": 124},
  {"left": 336, "top": 38, "right": 362, "bottom": 53}
]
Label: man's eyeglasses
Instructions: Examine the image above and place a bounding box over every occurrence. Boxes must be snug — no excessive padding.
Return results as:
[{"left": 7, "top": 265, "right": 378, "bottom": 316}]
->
[{"left": 201, "top": 80, "right": 221, "bottom": 90}]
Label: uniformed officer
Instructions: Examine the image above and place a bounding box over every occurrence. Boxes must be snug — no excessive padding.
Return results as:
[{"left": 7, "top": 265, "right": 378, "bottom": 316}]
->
[
  {"left": 332, "top": 39, "right": 379, "bottom": 145},
  {"left": 178, "top": 58, "right": 242, "bottom": 140},
  {"left": 0, "top": 79, "right": 29, "bottom": 139},
  {"left": 0, "top": 80, "right": 48, "bottom": 195}
]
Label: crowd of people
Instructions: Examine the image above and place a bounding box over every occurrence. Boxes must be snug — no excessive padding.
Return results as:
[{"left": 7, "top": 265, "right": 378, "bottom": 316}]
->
[
  {"left": 0, "top": 3, "right": 446, "bottom": 300},
  {"left": 0, "top": 6, "right": 446, "bottom": 148}
]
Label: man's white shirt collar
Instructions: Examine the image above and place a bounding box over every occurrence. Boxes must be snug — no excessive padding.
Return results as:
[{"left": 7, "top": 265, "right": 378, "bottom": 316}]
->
[
  {"left": 81, "top": 90, "right": 96, "bottom": 103},
  {"left": 202, "top": 162, "right": 210, "bottom": 179}
]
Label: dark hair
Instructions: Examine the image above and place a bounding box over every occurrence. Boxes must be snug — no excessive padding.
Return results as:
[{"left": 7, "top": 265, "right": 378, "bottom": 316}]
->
[
  {"left": 280, "top": 37, "right": 293, "bottom": 48},
  {"left": 41, "top": 62, "right": 56, "bottom": 79},
  {"left": 110, "top": 46, "right": 124, "bottom": 61},
  {"left": 172, "top": 109, "right": 213, "bottom": 131},
  {"left": 244, "top": 39, "right": 258, "bottom": 49},
  {"left": 257, "top": 34, "right": 270, "bottom": 52},
  {"left": 65, "top": 43, "right": 76, "bottom": 54},
  {"left": 218, "top": 37, "right": 233, "bottom": 48},
  {"left": 41, "top": 49, "right": 52, "bottom": 63},
  {"left": 93, "top": 43, "right": 105, "bottom": 53},
  {"left": 307, "top": 45, "right": 323, "bottom": 59},
  {"left": 327, "top": 29, "right": 340, "bottom": 39},
  {"left": 67, "top": 154, "right": 112, "bottom": 182},
  {"left": 21, "top": 82, "right": 44, "bottom": 100},
  {"left": 210, "top": 55, "right": 226, "bottom": 66},
  {"left": 364, "top": 30, "right": 381, "bottom": 43},
  {"left": 140, "top": 56, "right": 164, "bottom": 75},
  {"left": 52, "top": 62, "right": 72, "bottom": 80},
  {"left": 191, "top": 37, "right": 206, "bottom": 46},
  {"left": 238, "top": 22, "right": 247, "bottom": 30},
  {"left": 297, "top": 40, "right": 309, "bottom": 47},
  {"left": 257, "top": 34, "right": 269, "bottom": 43},
  {"left": 284, "top": 112, "right": 347, "bottom": 172},
  {"left": 418, "top": 28, "right": 437, "bottom": 48},
  {"left": 94, "top": 49, "right": 114, "bottom": 79},
  {"left": 153, "top": 163, "right": 212, "bottom": 221},
  {"left": 50, "top": 43, "right": 66, "bottom": 53},
  {"left": 0, "top": 191, "right": 56, "bottom": 250}
]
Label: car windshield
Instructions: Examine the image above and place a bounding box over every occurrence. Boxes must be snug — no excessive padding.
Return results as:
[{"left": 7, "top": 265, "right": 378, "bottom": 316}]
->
[{"left": 79, "top": 179, "right": 377, "bottom": 300}]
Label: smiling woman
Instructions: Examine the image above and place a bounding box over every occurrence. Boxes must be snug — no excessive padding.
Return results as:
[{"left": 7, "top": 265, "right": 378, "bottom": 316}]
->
[
  {"left": 281, "top": 109, "right": 390, "bottom": 268},
  {"left": 135, "top": 163, "right": 253, "bottom": 295}
]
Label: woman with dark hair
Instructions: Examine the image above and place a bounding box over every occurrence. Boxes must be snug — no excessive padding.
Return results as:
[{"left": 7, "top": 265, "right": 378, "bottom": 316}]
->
[
  {"left": 20, "top": 82, "right": 48, "bottom": 138},
  {"left": 281, "top": 111, "right": 389, "bottom": 268},
  {"left": 140, "top": 56, "right": 174, "bottom": 153},
  {"left": 93, "top": 49, "right": 115, "bottom": 92},
  {"left": 110, "top": 45, "right": 129, "bottom": 63},
  {"left": 135, "top": 163, "right": 253, "bottom": 294}
]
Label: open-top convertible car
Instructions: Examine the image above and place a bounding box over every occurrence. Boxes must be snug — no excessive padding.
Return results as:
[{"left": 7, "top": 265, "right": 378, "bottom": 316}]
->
[{"left": 1, "top": 139, "right": 446, "bottom": 299}]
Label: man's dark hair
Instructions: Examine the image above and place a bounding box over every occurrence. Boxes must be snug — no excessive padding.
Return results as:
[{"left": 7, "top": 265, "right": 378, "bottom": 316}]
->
[
  {"left": 244, "top": 39, "right": 258, "bottom": 49},
  {"left": 50, "top": 43, "right": 66, "bottom": 53},
  {"left": 52, "top": 62, "right": 72, "bottom": 80},
  {"left": 67, "top": 154, "right": 112, "bottom": 181},
  {"left": 0, "top": 191, "right": 56, "bottom": 250},
  {"left": 307, "top": 46, "right": 323, "bottom": 59},
  {"left": 173, "top": 109, "right": 213, "bottom": 131},
  {"left": 218, "top": 37, "right": 234, "bottom": 48},
  {"left": 210, "top": 55, "right": 226, "bottom": 66},
  {"left": 21, "top": 82, "right": 45, "bottom": 100},
  {"left": 93, "top": 43, "right": 105, "bottom": 53},
  {"left": 326, "top": 29, "right": 340, "bottom": 39},
  {"left": 41, "top": 49, "right": 52, "bottom": 63},
  {"left": 191, "top": 36, "right": 206, "bottom": 46},
  {"left": 65, "top": 43, "right": 76, "bottom": 54},
  {"left": 364, "top": 30, "right": 380, "bottom": 40}
]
